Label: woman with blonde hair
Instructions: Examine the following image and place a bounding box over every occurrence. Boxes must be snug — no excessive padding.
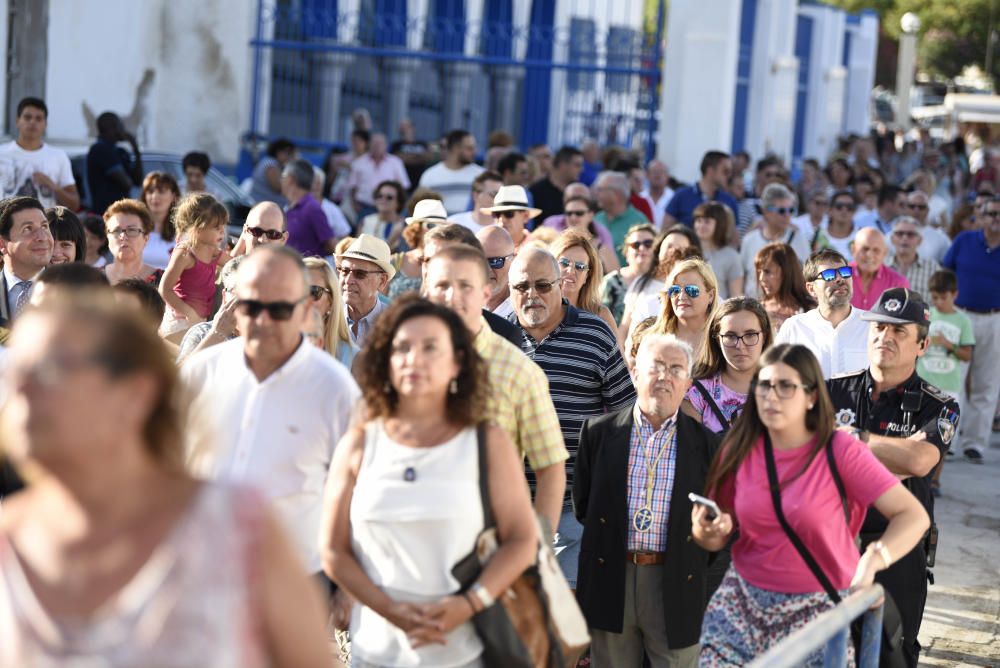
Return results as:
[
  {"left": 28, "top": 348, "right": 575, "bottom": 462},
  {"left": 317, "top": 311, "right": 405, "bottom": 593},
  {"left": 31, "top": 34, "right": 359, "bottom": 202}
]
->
[
  {"left": 303, "top": 257, "right": 356, "bottom": 369},
  {"left": 633, "top": 257, "right": 718, "bottom": 363},
  {"left": 551, "top": 230, "right": 619, "bottom": 337}
]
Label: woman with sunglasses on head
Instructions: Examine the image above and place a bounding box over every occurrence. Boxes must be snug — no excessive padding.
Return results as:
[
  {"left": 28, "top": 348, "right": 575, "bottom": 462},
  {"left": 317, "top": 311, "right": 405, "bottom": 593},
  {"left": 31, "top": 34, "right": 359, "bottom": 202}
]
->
[
  {"left": 359, "top": 180, "right": 407, "bottom": 252},
  {"left": 320, "top": 296, "right": 537, "bottom": 668},
  {"left": 693, "top": 344, "right": 929, "bottom": 666},
  {"left": 692, "top": 202, "right": 743, "bottom": 299},
  {"left": 303, "top": 257, "right": 356, "bottom": 369},
  {"left": 0, "top": 296, "right": 332, "bottom": 666},
  {"left": 551, "top": 230, "right": 620, "bottom": 341},
  {"left": 562, "top": 195, "right": 620, "bottom": 272},
  {"left": 139, "top": 172, "right": 182, "bottom": 270},
  {"left": 101, "top": 199, "right": 164, "bottom": 287},
  {"left": 45, "top": 207, "right": 87, "bottom": 265},
  {"left": 600, "top": 223, "right": 655, "bottom": 324},
  {"left": 754, "top": 242, "right": 816, "bottom": 335},
  {"left": 386, "top": 193, "right": 445, "bottom": 301}
]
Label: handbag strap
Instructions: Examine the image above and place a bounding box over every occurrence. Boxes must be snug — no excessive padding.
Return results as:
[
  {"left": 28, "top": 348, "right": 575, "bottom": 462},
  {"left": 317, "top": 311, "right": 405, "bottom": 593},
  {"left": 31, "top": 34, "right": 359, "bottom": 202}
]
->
[
  {"left": 763, "top": 432, "right": 842, "bottom": 604},
  {"left": 692, "top": 379, "right": 732, "bottom": 430},
  {"left": 475, "top": 422, "right": 495, "bottom": 529},
  {"left": 825, "top": 441, "right": 850, "bottom": 526}
]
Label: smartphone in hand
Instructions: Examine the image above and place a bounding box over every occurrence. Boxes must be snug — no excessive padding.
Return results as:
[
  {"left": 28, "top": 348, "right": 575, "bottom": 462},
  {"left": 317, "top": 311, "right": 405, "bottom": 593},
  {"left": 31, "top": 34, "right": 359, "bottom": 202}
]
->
[{"left": 688, "top": 493, "right": 721, "bottom": 521}]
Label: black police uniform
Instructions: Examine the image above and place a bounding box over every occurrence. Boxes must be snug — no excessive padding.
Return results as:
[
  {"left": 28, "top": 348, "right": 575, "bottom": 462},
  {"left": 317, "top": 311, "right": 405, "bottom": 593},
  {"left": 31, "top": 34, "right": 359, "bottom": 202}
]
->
[{"left": 827, "top": 367, "right": 959, "bottom": 668}]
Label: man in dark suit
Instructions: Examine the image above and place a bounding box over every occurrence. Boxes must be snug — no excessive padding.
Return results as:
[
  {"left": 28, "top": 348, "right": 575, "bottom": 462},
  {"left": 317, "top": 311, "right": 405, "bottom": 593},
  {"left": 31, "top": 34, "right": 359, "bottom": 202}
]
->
[
  {"left": 0, "top": 196, "right": 53, "bottom": 328},
  {"left": 574, "top": 333, "right": 721, "bottom": 667}
]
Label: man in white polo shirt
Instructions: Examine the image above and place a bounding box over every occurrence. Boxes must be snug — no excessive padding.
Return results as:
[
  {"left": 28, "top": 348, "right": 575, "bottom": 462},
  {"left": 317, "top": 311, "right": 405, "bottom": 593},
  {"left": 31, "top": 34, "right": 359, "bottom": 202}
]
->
[
  {"left": 775, "top": 248, "right": 870, "bottom": 379},
  {"left": 182, "top": 245, "right": 360, "bottom": 580}
]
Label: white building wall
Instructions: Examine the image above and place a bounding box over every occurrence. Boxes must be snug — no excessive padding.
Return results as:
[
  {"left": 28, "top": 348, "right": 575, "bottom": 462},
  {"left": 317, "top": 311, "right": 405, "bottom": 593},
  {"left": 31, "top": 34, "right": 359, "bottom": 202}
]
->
[
  {"left": 659, "top": 0, "right": 742, "bottom": 182},
  {"left": 44, "top": 0, "right": 257, "bottom": 163},
  {"left": 744, "top": 0, "right": 798, "bottom": 163},
  {"left": 799, "top": 3, "right": 847, "bottom": 163},
  {"left": 843, "top": 11, "right": 879, "bottom": 135}
]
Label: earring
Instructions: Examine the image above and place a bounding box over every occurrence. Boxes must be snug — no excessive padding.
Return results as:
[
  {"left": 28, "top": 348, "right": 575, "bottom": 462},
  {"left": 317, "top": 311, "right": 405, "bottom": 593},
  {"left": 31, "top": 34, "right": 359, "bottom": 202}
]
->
[
  {"left": 808, "top": 404, "right": 815, "bottom": 410},
  {"left": 449, "top": 378, "right": 458, "bottom": 395}
]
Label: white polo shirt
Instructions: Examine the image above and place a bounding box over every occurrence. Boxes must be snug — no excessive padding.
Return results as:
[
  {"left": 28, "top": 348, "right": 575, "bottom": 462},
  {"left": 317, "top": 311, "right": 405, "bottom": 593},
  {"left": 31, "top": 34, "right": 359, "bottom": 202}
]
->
[
  {"left": 774, "top": 306, "right": 871, "bottom": 379},
  {"left": 182, "top": 337, "right": 360, "bottom": 572}
]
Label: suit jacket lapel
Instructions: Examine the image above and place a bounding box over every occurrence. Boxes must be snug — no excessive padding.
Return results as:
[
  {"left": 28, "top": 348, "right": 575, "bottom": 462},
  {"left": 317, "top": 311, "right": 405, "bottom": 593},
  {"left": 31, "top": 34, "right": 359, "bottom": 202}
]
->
[{"left": 0, "top": 273, "right": 10, "bottom": 327}]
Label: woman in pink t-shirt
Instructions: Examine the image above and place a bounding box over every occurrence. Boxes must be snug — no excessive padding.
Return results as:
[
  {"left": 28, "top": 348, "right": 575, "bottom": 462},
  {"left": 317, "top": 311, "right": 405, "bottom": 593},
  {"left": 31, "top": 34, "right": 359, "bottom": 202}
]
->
[{"left": 691, "top": 343, "right": 929, "bottom": 667}]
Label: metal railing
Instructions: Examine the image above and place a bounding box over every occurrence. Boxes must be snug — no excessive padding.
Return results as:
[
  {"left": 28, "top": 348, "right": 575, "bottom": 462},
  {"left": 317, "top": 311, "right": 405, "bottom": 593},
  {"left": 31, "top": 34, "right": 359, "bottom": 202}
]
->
[{"left": 748, "top": 584, "right": 884, "bottom": 668}]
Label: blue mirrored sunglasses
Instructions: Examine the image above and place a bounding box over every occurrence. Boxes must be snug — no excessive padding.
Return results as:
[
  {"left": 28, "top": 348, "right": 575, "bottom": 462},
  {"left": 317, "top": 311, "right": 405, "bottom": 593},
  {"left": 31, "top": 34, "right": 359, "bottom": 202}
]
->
[
  {"left": 818, "top": 266, "right": 853, "bottom": 282},
  {"left": 667, "top": 284, "right": 701, "bottom": 299}
]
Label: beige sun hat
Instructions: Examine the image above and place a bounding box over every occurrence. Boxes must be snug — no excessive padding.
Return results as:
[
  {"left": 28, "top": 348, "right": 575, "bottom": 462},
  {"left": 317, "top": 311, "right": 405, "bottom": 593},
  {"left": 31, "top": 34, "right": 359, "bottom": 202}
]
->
[
  {"left": 404, "top": 199, "right": 451, "bottom": 226},
  {"left": 335, "top": 233, "right": 396, "bottom": 279},
  {"left": 479, "top": 185, "right": 542, "bottom": 218}
]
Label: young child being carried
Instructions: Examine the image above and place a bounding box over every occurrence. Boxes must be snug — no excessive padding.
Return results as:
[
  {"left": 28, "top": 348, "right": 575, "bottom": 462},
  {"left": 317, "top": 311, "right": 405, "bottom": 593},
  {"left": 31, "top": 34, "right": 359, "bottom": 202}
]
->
[{"left": 158, "top": 193, "right": 231, "bottom": 342}]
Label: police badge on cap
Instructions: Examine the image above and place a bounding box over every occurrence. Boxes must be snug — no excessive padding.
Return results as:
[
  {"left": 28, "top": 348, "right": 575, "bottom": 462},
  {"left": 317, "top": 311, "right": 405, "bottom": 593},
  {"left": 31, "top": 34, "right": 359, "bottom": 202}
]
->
[{"left": 860, "top": 288, "right": 931, "bottom": 327}]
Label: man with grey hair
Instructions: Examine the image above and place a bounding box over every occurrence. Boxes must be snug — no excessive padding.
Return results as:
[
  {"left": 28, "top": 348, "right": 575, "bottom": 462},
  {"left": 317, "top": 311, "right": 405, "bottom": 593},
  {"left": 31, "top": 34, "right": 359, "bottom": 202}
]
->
[
  {"left": 739, "top": 182, "right": 811, "bottom": 298},
  {"left": 904, "top": 190, "right": 950, "bottom": 263},
  {"left": 182, "top": 244, "right": 360, "bottom": 590},
  {"left": 575, "top": 332, "right": 720, "bottom": 668},
  {"left": 595, "top": 170, "right": 649, "bottom": 265},
  {"left": 508, "top": 245, "right": 636, "bottom": 587},
  {"left": 177, "top": 254, "right": 248, "bottom": 363},
  {"left": 888, "top": 216, "right": 940, "bottom": 298},
  {"left": 281, "top": 158, "right": 337, "bottom": 258}
]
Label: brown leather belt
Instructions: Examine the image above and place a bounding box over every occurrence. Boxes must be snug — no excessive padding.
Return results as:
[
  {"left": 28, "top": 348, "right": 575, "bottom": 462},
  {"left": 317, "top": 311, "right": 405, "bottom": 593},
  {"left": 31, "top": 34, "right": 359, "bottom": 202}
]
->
[{"left": 626, "top": 550, "right": 665, "bottom": 565}]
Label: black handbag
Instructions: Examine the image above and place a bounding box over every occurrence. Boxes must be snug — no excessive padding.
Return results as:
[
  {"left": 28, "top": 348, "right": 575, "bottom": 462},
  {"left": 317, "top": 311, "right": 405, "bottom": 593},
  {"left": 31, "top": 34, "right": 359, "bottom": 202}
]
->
[{"left": 762, "top": 432, "right": 906, "bottom": 668}]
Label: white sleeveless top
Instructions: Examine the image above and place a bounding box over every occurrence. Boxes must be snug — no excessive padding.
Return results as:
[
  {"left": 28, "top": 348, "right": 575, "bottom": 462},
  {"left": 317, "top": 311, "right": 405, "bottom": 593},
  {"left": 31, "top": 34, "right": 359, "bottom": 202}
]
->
[
  {"left": 350, "top": 420, "right": 485, "bottom": 667},
  {"left": 0, "top": 484, "right": 267, "bottom": 667}
]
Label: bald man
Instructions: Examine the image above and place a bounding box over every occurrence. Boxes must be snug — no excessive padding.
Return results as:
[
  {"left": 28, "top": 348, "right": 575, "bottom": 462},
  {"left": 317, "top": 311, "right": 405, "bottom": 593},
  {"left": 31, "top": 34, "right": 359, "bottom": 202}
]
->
[
  {"left": 849, "top": 227, "right": 910, "bottom": 310},
  {"left": 235, "top": 201, "right": 288, "bottom": 255},
  {"left": 476, "top": 224, "right": 517, "bottom": 318}
]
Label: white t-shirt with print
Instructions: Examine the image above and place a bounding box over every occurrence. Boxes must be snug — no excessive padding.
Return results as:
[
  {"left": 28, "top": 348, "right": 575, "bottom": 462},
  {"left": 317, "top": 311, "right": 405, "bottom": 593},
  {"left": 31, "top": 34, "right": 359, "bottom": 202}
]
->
[{"left": 0, "top": 141, "right": 74, "bottom": 209}]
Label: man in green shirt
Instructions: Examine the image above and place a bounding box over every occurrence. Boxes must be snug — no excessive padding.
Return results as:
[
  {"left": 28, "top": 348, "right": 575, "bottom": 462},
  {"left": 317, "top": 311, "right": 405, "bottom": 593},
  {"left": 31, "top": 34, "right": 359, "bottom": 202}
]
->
[{"left": 594, "top": 171, "right": 649, "bottom": 265}]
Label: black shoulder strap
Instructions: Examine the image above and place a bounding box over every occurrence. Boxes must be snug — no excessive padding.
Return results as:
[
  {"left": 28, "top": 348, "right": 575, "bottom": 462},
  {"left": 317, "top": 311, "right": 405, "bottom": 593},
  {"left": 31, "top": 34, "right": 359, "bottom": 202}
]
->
[
  {"left": 476, "top": 422, "right": 495, "bottom": 529},
  {"left": 826, "top": 442, "right": 850, "bottom": 526},
  {"left": 763, "top": 432, "right": 842, "bottom": 603},
  {"left": 692, "top": 380, "right": 731, "bottom": 430}
]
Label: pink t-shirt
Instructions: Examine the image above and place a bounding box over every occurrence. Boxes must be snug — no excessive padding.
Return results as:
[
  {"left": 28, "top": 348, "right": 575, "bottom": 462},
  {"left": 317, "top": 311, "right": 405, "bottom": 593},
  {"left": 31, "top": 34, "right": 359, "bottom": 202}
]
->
[
  {"left": 716, "top": 430, "right": 898, "bottom": 593},
  {"left": 849, "top": 261, "right": 910, "bottom": 310}
]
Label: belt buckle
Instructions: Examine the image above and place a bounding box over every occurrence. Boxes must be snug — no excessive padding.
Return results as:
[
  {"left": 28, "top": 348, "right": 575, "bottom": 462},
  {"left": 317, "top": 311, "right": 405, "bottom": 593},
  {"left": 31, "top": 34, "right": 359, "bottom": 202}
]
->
[{"left": 630, "top": 552, "right": 640, "bottom": 565}]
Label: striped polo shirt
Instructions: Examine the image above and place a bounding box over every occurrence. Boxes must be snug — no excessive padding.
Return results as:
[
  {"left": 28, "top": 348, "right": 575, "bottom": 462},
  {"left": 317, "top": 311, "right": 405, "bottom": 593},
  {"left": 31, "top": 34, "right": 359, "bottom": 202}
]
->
[{"left": 511, "top": 302, "right": 637, "bottom": 508}]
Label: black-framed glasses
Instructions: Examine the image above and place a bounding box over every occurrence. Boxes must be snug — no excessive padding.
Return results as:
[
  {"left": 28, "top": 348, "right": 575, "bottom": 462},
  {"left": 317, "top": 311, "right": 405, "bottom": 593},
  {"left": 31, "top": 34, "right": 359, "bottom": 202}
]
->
[
  {"left": 511, "top": 279, "right": 559, "bottom": 294},
  {"left": 108, "top": 227, "right": 144, "bottom": 239},
  {"left": 892, "top": 229, "right": 919, "bottom": 239},
  {"left": 235, "top": 297, "right": 305, "bottom": 321},
  {"left": 487, "top": 254, "right": 514, "bottom": 269},
  {"left": 753, "top": 379, "right": 814, "bottom": 399},
  {"left": 374, "top": 193, "right": 397, "bottom": 201},
  {"left": 565, "top": 209, "right": 589, "bottom": 218},
  {"left": 493, "top": 211, "right": 519, "bottom": 220},
  {"left": 815, "top": 266, "right": 853, "bottom": 282},
  {"left": 983, "top": 210, "right": 1000, "bottom": 219},
  {"left": 667, "top": 284, "right": 701, "bottom": 299},
  {"left": 338, "top": 267, "right": 385, "bottom": 280},
  {"left": 832, "top": 202, "right": 856, "bottom": 211},
  {"left": 907, "top": 203, "right": 928, "bottom": 211},
  {"left": 558, "top": 257, "right": 589, "bottom": 272},
  {"left": 766, "top": 206, "right": 795, "bottom": 216},
  {"left": 309, "top": 285, "right": 333, "bottom": 300},
  {"left": 627, "top": 239, "right": 654, "bottom": 250},
  {"left": 720, "top": 331, "right": 762, "bottom": 348},
  {"left": 246, "top": 226, "right": 284, "bottom": 241}
]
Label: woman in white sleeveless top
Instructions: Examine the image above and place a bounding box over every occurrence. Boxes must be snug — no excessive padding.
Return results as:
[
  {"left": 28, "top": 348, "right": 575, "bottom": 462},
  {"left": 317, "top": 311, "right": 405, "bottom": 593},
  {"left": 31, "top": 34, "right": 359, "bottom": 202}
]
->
[
  {"left": 0, "top": 297, "right": 331, "bottom": 666},
  {"left": 321, "top": 296, "right": 537, "bottom": 668}
]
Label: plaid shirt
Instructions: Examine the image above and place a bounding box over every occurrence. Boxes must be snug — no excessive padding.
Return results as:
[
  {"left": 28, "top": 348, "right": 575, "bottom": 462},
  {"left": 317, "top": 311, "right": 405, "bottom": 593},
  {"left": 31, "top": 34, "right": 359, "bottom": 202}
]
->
[
  {"left": 626, "top": 405, "right": 678, "bottom": 552},
  {"left": 474, "top": 320, "right": 568, "bottom": 471},
  {"left": 889, "top": 254, "right": 940, "bottom": 301}
]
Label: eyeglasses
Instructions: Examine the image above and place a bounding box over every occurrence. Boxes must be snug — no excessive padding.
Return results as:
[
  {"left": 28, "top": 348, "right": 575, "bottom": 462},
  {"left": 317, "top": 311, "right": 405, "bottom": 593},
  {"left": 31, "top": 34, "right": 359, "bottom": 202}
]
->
[
  {"left": 338, "top": 267, "right": 386, "bottom": 280},
  {"left": 667, "top": 284, "right": 701, "bottom": 299},
  {"left": 754, "top": 379, "right": 814, "bottom": 399},
  {"left": 766, "top": 206, "right": 795, "bottom": 216},
  {"left": 374, "top": 193, "right": 397, "bottom": 201},
  {"left": 832, "top": 202, "right": 856, "bottom": 211},
  {"left": 647, "top": 361, "right": 690, "bottom": 380},
  {"left": 309, "top": 285, "right": 333, "bottom": 300},
  {"left": 235, "top": 298, "right": 305, "bottom": 321},
  {"left": 627, "top": 239, "right": 654, "bottom": 250},
  {"left": 493, "top": 211, "right": 519, "bottom": 220},
  {"left": 565, "top": 209, "right": 589, "bottom": 218},
  {"left": 892, "top": 230, "right": 919, "bottom": 239},
  {"left": 510, "top": 279, "right": 559, "bottom": 294},
  {"left": 108, "top": 227, "right": 144, "bottom": 239},
  {"left": 811, "top": 200, "right": 830, "bottom": 207},
  {"left": 246, "top": 226, "right": 284, "bottom": 241},
  {"left": 720, "top": 331, "right": 762, "bottom": 348},
  {"left": 982, "top": 210, "right": 1000, "bottom": 219},
  {"left": 814, "top": 266, "right": 853, "bottom": 282},
  {"left": 558, "top": 257, "right": 589, "bottom": 272},
  {"left": 907, "top": 203, "right": 928, "bottom": 211},
  {"left": 487, "top": 254, "right": 514, "bottom": 269},
  {"left": 421, "top": 221, "right": 441, "bottom": 230}
]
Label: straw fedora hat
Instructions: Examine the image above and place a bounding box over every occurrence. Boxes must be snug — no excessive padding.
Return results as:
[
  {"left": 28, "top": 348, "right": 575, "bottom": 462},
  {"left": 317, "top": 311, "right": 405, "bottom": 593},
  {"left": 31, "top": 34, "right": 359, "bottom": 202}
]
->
[
  {"left": 335, "top": 233, "right": 396, "bottom": 279},
  {"left": 479, "top": 185, "right": 542, "bottom": 218},
  {"left": 404, "top": 199, "right": 451, "bottom": 226}
]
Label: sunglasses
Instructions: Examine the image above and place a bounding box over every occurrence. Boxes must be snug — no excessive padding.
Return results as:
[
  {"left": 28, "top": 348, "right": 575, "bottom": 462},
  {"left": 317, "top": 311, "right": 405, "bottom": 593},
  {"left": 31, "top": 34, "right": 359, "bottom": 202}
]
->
[
  {"left": 374, "top": 193, "right": 396, "bottom": 201},
  {"left": 511, "top": 279, "right": 559, "bottom": 294},
  {"left": 235, "top": 298, "right": 304, "bottom": 321},
  {"left": 338, "top": 267, "right": 385, "bottom": 280},
  {"left": 907, "top": 203, "right": 928, "bottom": 211},
  {"left": 627, "top": 239, "right": 654, "bottom": 250},
  {"left": 487, "top": 254, "right": 514, "bottom": 269},
  {"left": 493, "top": 211, "right": 519, "bottom": 220},
  {"left": 832, "top": 202, "right": 856, "bottom": 211},
  {"left": 558, "top": 257, "right": 589, "bottom": 272},
  {"left": 565, "top": 209, "right": 590, "bottom": 218},
  {"left": 892, "top": 230, "right": 919, "bottom": 238},
  {"left": 309, "top": 285, "right": 333, "bottom": 300},
  {"left": 982, "top": 210, "right": 1000, "bottom": 219},
  {"left": 766, "top": 206, "right": 795, "bottom": 216},
  {"left": 667, "top": 284, "right": 701, "bottom": 299},
  {"left": 246, "top": 226, "right": 284, "bottom": 241},
  {"left": 815, "top": 266, "right": 853, "bottom": 282}
]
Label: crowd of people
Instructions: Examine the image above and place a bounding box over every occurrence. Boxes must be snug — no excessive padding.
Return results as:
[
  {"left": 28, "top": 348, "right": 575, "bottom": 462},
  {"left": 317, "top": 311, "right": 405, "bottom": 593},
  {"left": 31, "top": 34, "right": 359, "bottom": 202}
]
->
[{"left": 0, "top": 93, "right": 997, "bottom": 668}]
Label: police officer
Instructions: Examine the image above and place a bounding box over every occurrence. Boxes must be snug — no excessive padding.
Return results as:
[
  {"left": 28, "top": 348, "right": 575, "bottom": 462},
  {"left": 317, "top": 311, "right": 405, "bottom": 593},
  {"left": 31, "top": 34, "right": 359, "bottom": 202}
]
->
[{"left": 827, "top": 288, "right": 959, "bottom": 668}]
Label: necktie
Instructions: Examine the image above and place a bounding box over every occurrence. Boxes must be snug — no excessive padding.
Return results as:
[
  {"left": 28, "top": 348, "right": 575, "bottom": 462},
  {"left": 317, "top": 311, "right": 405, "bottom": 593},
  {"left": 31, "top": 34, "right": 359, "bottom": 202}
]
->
[{"left": 13, "top": 280, "right": 33, "bottom": 316}]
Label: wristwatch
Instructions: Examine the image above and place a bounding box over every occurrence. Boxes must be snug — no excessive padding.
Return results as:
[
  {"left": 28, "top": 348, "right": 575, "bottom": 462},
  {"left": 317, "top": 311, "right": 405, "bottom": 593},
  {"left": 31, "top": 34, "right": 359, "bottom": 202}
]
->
[{"left": 470, "top": 582, "right": 495, "bottom": 609}]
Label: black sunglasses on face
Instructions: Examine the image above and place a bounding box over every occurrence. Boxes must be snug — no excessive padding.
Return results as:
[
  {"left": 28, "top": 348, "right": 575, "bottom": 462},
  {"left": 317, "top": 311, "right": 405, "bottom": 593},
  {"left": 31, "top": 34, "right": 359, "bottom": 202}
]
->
[
  {"left": 487, "top": 254, "right": 514, "bottom": 269},
  {"left": 558, "top": 257, "right": 589, "bottom": 272},
  {"left": 235, "top": 297, "right": 305, "bottom": 321},
  {"left": 338, "top": 267, "right": 385, "bottom": 280},
  {"left": 832, "top": 202, "right": 856, "bottom": 211},
  {"left": 565, "top": 209, "right": 589, "bottom": 217},
  {"left": 494, "top": 211, "right": 519, "bottom": 220},
  {"left": 511, "top": 279, "right": 559, "bottom": 294},
  {"left": 627, "top": 239, "right": 654, "bottom": 250},
  {"left": 246, "top": 226, "right": 284, "bottom": 241},
  {"left": 309, "top": 285, "right": 333, "bottom": 300}
]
